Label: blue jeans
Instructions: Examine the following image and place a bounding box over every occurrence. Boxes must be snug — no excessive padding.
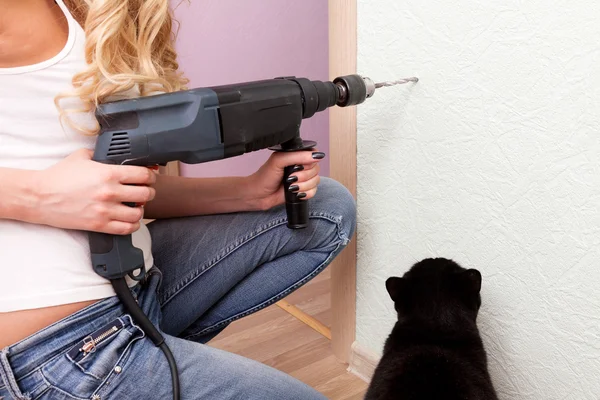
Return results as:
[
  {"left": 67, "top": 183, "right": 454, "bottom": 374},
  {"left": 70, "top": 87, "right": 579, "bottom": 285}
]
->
[{"left": 0, "top": 177, "right": 356, "bottom": 400}]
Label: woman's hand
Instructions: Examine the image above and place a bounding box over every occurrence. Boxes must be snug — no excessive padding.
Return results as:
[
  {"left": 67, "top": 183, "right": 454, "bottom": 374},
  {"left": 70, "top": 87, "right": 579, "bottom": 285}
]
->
[
  {"left": 247, "top": 150, "right": 326, "bottom": 211},
  {"left": 31, "top": 149, "right": 156, "bottom": 234}
]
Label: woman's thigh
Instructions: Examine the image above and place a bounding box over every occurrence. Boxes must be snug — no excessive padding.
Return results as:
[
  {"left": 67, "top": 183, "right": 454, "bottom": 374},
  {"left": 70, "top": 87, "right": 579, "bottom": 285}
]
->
[
  {"left": 147, "top": 177, "right": 356, "bottom": 340},
  {"left": 99, "top": 334, "right": 327, "bottom": 400}
]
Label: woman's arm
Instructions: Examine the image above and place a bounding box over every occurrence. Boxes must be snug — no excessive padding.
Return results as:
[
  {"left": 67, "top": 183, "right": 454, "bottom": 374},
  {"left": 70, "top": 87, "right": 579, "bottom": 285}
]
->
[
  {"left": 144, "top": 150, "right": 325, "bottom": 219},
  {"left": 0, "top": 149, "right": 155, "bottom": 234},
  {"left": 0, "top": 167, "right": 39, "bottom": 222},
  {"left": 142, "top": 175, "right": 263, "bottom": 219}
]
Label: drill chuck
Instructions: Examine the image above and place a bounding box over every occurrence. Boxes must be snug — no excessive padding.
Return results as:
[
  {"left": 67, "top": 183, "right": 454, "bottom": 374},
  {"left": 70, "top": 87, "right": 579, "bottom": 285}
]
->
[{"left": 332, "top": 74, "right": 376, "bottom": 107}]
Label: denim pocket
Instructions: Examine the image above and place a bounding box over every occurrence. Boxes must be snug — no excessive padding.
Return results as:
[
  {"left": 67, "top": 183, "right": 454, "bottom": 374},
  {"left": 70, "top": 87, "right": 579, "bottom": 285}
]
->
[
  {"left": 65, "top": 316, "right": 143, "bottom": 380},
  {"left": 41, "top": 315, "right": 145, "bottom": 399}
]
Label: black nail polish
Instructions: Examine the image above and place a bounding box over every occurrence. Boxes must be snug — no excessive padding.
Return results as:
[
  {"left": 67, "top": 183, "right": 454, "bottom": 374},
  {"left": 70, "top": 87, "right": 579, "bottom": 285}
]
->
[
  {"left": 292, "top": 165, "right": 304, "bottom": 172},
  {"left": 286, "top": 175, "right": 298, "bottom": 184},
  {"left": 297, "top": 192, "right": 307, "bottom": 199},
  {"left": 312, "top": 152, "right": 326, "bottom": 160},
  {"left": 288, "top": 185, "right": 299, "bottom": 192}
]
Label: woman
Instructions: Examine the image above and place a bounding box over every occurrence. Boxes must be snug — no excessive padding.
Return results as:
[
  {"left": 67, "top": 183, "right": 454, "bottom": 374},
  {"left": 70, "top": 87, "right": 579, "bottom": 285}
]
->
[{"left": 0, "top": 1, "right": 356, "bottom": 399}]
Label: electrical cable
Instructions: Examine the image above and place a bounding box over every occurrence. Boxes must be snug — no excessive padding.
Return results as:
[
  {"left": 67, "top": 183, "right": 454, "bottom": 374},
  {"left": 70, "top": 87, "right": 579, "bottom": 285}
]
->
[{"left": 111, "top": 279, "right": 180, "bottom": 400}]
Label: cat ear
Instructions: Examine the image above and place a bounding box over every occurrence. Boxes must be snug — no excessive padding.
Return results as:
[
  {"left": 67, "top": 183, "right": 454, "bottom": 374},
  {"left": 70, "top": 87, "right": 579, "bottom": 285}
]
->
[
  {"left": 386, "top": 277, "right": 405, "bottom": 302},
  {"left": 462, "top": 269, "right": 482, "bottom": 293}
]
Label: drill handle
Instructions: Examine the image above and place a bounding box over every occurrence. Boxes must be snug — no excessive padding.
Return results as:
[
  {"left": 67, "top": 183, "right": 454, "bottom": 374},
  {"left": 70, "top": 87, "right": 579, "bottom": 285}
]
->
[
  {"left": 89, "top": 231, "right": 146, "bottom": 281},
  {"left": 283, "top": 165, "right": 309, "bottom": 229}
]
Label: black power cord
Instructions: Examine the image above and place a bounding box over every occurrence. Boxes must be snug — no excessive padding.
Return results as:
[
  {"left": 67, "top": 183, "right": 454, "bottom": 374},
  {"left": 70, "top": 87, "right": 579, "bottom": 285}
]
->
[{"left": 111, "top": 279, "right": 180, "bottom": 400}]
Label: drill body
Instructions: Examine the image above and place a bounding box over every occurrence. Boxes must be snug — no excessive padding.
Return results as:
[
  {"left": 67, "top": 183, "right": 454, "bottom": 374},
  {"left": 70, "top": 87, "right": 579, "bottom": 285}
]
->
[{"left": 90, "top": 74, "right": 373, "bottom": 281}]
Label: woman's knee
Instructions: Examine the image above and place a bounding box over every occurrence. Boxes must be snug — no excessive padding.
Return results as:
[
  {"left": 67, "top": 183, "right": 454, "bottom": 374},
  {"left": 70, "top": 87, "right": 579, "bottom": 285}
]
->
[{"left": 311, "top": 176, "right": 357, "bottom": 244}]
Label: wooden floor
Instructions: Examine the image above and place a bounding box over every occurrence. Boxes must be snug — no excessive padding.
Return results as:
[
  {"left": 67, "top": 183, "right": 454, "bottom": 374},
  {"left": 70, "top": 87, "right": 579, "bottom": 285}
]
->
[{"left": 208, "top": 267, "right": 368, "bottom": 400}]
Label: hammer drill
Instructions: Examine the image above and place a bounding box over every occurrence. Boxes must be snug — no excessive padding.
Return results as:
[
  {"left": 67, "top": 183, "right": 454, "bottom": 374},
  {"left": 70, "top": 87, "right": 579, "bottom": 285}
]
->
[{"left": 89, "top": 73, "right": 416, "bottom": 399}]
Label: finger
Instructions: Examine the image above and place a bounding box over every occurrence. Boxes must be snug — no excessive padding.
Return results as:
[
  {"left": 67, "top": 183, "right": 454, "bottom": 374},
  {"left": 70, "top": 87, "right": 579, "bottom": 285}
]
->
[
  {"left": 297, "top": 187, "right": 318, "bottom": 201},
  {"left": 111, "top": 165, "right": 157, "bottom": 185},
  {"left": 291, "top": 162, "right": 319, "bottom": 173},
  {"left": 104, "top": 220, "right": 141, "bottom": 235},
  {"left": 287, "top": 174, "right": 320, "bottom": 194},
  {"left": 270, "top": 150, "right": 326, "bottom": 171},
  {"left": 111, "top": 204, "right": 145, "bottom": 224},
  {"left": 286, "top": 163, "right": 320, "bottom": 184},
  {"left": 116, "top": 184, "right": 156, "bottom": 203}
]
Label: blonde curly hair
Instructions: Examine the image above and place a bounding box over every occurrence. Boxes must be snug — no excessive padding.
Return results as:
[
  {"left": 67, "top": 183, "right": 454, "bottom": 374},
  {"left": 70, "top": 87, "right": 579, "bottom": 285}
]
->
[{"left": 57, "top": 0, "right": 189, "bottom": 135}]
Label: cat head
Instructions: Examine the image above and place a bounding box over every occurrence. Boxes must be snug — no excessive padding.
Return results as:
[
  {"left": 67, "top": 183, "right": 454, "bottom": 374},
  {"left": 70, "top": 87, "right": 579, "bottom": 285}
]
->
[{"left": 385, "top": 258, "right": 482, "bottom": 325}]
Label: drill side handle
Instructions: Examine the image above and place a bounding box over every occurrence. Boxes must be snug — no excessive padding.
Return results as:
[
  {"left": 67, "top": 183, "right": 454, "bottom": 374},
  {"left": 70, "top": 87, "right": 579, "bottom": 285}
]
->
[
  {"left": 270, "top": 138, "right": 317, "bottom": 229},
  {"left": 283, "top": 164, "right": 309, "bottom": 229}
]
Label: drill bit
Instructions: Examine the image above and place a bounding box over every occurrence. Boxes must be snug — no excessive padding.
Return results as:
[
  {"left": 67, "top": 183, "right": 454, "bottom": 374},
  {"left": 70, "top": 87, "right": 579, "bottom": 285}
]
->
[
  {"left": 359, "top": 75, "right": 419, "bottom": 101},
  {"left": 374, "top": 77, "right": 419, "bottom": 88}
]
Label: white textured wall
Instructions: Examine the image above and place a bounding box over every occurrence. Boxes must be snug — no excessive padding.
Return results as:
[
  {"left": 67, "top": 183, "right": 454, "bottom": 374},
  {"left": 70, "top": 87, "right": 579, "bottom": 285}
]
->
[{"left": 356, "top": 1, "right": 600, "bottom": 398}]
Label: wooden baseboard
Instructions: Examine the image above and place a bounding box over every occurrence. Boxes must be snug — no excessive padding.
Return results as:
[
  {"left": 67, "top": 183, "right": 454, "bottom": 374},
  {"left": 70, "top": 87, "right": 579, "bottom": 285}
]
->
[{"left": 347, "top": 341, "right": 381, "bottom": 383}]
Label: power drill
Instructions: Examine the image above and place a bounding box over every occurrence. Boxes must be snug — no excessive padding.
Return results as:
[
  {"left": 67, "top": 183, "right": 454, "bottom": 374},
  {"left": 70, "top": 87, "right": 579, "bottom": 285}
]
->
[{"left": 89, "top": 73, "right": 417, "bottom": 399}]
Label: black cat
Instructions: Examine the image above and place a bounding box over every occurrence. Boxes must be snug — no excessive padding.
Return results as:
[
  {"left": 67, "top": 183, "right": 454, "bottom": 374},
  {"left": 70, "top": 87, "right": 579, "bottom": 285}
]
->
[{"left": 364, "top": 258, "right": 498, "bottom": 400}]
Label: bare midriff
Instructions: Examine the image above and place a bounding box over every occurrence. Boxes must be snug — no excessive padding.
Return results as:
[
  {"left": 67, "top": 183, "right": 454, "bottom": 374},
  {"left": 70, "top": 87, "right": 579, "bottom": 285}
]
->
[{"left": 0, "top": 300, "right": 101, "bottom": 348}]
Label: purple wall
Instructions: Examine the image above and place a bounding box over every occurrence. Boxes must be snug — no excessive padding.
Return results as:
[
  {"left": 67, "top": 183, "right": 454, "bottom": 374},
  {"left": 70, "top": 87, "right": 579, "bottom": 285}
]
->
[{"left": 172, "top": 0, "right": 330, "bottom": 178}]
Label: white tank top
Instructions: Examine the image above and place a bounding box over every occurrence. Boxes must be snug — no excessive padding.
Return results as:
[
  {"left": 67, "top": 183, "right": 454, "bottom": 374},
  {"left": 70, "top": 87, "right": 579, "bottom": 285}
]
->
[{"left": 0, "top": 0, "right": 153, "bottom": 312}]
